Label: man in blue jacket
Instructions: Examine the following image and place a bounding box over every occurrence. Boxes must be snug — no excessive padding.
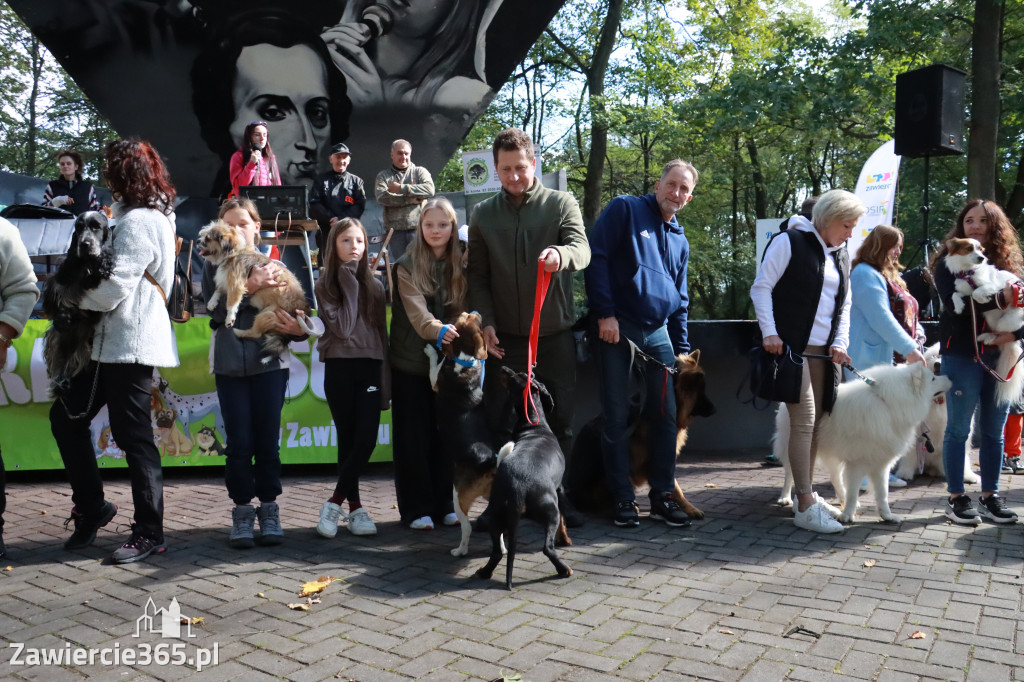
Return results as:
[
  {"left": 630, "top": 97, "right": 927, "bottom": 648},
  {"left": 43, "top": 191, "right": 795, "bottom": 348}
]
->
[{"left": 584, "top": 160, "right": 697, "bottom": 528}]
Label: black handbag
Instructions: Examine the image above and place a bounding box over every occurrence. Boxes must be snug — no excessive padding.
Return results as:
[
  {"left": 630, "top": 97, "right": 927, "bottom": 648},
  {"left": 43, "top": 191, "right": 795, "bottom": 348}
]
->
[
  {"left": 144, "top": 237, "right": 194, "bottom": 323},
  {"left": 749, "top": 343, "right": 804, "bottom": 404}
]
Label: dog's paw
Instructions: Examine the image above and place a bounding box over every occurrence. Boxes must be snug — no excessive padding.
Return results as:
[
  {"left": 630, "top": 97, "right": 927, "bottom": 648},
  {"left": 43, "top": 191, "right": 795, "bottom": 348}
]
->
[
  {"left": 777, "top": 496, "right": 793, "bottom": 507},
  {"left": 977, "top": 332, "right": 998, "bottom": 344},
  {"left": 951, "top": 297, "right": 965, "bottom": 314},
  {"left": 450, "top": 546, "right": 469, "bottom": 557},
  {"left": 473, "top": 567, "right": 493, "bottom": 580},
  {"left": 973, "top": 287, "right": 996, "bottom": 303},
  {"left": 880, "top": 513, "right": 901, "bottom": 524},
  {"left": 839, "top": 512, "right": 855, "bottom": 524},
  {"left": 964, "top": 470, "right": 981, "bottom": 484}
]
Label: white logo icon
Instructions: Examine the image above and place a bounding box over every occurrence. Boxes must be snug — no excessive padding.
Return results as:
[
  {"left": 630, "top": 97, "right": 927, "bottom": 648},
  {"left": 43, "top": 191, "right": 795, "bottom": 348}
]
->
[
  {"left": 135, "top": 598, "right": 196, "bottom": 639},
  {"left": 640, "top": 230, "right": 651, "bottom": 239}
]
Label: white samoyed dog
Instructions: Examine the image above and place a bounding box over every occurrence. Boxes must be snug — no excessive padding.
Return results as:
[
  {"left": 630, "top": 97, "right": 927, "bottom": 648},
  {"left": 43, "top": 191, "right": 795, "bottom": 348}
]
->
[
  {"left": 773, "top": 362, "right": 952, "bottom": 523},
  {"left": 893, "top": 344, "right": 979, "bottom": 484}
]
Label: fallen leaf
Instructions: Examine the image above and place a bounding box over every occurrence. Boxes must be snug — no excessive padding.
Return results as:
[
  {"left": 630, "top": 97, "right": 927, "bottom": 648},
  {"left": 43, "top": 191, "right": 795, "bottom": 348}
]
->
[
  {"left": 704, "top": 483, "right": 718, "bottom": 488},
  {"left": 257, "top": 593, "right": 266, "bottom": 598},
  {"left": 863, "top": 559, "right": 876, "bottom": 568},
  {"left": 300, "top": 576, "right": 336, "bottom": 597},
  {"left": 40, "top": 510, "right": 46, "bottom": 515},
  {"left": 718, "top": 629, "right": 735, "bottom": 635},
  {"left": 191, "top": 617, "right": 204, "bottom": 625},
  {"left": 81, "top": 600, "right": 89, "bottom": 605},
  {"left": 286, "top": 602, "right": 310, "bottom": 611},
  {"left": 3, "top": 566, "right": 11, "bottom": 572},
  {"left": 909, "top": 631, "right": 926, "bottom": 640}
]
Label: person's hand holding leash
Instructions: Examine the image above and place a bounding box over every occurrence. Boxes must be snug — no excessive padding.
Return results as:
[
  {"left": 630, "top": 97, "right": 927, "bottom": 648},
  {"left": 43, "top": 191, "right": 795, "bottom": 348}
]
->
[
  {"left": 829, "top": 346, "right": 850, "bottom": 366},
  {"left": 905, "top": 348, "right": 926, "bottom": 365},
  {"left": 538, "top": 248, "right": 560, "bottom": 273},
  {"left": 762, "top": 334, "right": 783, "bottom": 355}
]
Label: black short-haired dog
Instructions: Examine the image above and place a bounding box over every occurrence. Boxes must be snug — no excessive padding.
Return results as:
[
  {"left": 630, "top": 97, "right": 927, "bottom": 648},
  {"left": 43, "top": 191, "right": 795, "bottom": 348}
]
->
[
  {"left": 43, "top": 210, "right": 115, "bottom": 397},
  {"left": 474, "top": 367, "right": 572, "bottom": 590}
]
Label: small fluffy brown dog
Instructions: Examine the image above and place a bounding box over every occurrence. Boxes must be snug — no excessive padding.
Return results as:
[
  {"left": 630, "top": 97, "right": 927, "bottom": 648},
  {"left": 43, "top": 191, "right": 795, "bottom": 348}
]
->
[{"left": 198, "top": 220, "right": 312, "bottom": 357}]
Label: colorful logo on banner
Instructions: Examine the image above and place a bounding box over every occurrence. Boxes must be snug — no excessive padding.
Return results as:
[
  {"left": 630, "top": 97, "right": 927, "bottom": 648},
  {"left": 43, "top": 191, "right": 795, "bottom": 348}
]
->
[{"left": 851, "top": 140, "right": 902, "bottom": 257}]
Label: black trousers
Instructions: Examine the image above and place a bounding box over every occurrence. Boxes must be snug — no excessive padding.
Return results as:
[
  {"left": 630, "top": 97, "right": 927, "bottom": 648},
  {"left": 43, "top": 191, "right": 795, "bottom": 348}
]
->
[
  {"left": 483, "top": 329, "right": 576, "bottom": 457},
  {"left": 323, "top": 358, "right": 382, "bottom": 506},
  {"left": 49, "top": 362, "right": 164, "bottom": 539},
  {"left": 216, "top": 369, "right": 287, "bottom": 505},
  {"left": 391, "top": 367, "right": 453, "bottom": 524}
]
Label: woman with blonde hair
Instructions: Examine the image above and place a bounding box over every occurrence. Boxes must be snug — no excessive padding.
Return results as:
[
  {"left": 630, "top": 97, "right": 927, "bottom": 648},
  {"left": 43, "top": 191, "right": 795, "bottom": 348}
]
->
[
  {"left": 750, "top": 189, "right": 864, "bottom": 533},
  {"left": 389, "top": 197, "right": 465, "bottom": 529}
]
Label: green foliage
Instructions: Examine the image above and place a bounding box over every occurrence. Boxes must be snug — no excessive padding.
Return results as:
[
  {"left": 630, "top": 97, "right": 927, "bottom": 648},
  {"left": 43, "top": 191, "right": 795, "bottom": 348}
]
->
[
  {"left": 468, "top": 0, "right": 1024, "bottom": 319},
  {"left": 0, "top": 2, "right": 116, "bottom": 182}
]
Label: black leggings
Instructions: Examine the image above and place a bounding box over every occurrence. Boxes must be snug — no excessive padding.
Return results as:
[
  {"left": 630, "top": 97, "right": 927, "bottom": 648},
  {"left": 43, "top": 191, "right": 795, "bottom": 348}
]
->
[{"left": 323, "top": 358, "right": 382, "bottom": 506}]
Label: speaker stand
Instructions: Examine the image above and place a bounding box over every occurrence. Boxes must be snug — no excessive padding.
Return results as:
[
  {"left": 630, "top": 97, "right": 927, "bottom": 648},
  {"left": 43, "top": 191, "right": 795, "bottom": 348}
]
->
[{"left": 920, "top": 154, "right": 933, "bottom": 318}]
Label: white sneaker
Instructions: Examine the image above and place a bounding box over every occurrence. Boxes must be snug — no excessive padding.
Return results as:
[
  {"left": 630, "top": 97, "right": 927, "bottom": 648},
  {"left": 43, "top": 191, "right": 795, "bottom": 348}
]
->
[
  {"left": 813, "top": 492, "right": 843, "bottom": 520},
  {"left": 442, "top": 512, "right": 460, "bottom": 526},
  {"left": 317, "top": 501, "right": 342, "bottom": 538},
  {"left": 409, "top": 515, "right": 434, "bottom": 530},
  {"left": 347, "top": 507, "right": 378, "bottom": 536},
  {"left": 888, "top": 472, "right": 908, "bottom": 488},
  {"left": 794, "top": 501, "right": 844, "bottom": 533}
]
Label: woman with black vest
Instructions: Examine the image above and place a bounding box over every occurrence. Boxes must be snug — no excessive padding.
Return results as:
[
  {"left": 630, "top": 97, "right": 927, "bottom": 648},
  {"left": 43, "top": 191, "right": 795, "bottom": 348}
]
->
[
  {"left": 42, "top": 150, "right": 102, "bottom": 216},
  {"left": 750, "top": 189, "right": 865, "bottom": 533}
]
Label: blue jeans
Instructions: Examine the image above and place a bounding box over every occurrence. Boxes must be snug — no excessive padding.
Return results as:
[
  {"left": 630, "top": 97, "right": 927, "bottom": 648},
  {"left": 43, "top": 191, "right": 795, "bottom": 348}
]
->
[
  {"left": 596, "top": 319, "right": 678, "bottom": 501},
  {"left": 941, "top": 353, "right": 1008, "bottom": 495},
  {"left": 216, "top": 369, "right": 287, "bottom": 505}
]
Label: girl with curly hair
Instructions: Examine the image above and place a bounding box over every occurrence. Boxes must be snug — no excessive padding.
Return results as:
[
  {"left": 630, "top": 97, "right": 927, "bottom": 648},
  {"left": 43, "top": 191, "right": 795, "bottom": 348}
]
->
[
  {"left": 50, "top": 139, "right": 179, "bottom": 564},
  {"left": 931, "top": 199, "right": 1024, "bottom": 526}
]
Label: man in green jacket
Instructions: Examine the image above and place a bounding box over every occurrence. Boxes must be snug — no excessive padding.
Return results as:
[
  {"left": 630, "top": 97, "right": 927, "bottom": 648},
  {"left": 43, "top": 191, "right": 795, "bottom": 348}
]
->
[{"left": 467, "top": 128, "right": 590, "bottom": 461}]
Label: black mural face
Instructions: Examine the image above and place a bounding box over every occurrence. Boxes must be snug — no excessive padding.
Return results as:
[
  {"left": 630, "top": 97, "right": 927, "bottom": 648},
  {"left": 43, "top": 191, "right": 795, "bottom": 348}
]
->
[{"left": 9, "top": 0, "right": 565, "bottom": 196}]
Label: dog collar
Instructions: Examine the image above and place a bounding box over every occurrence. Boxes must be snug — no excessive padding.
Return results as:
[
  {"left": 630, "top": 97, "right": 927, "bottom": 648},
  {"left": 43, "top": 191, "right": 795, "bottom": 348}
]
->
[
  {"left": 954, "top": 269, "right": 979, "bottom": 289},
  {"left": 452, "top": 355, "right": 485, "bottom": 388}
]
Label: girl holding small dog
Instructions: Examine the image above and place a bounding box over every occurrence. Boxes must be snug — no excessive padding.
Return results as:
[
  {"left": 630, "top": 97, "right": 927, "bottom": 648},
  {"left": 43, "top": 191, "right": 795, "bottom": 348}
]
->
[
  {"left": 750, "top": 189, "right": 864, "bottom": 534},
  {"left": 932, "top": 200, "right": 1024, "bottom": 525},
  {"left": 204, "top": 197, "right": 313, "bottom": 548},
  {"left": 389, "top": 197, "right": 464, "bottom": 530},
  {"left": 49, "top": 139, "right": 178, "bottom": 564},
  {"left": 315, "top": 218, "right": 389, "bottom": 538}
]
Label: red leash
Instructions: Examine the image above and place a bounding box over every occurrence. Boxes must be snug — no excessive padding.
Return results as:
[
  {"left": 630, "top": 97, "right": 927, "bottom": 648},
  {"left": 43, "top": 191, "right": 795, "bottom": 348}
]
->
[{"left": 525, "top": 261, "right": 552, "bottom": 425}]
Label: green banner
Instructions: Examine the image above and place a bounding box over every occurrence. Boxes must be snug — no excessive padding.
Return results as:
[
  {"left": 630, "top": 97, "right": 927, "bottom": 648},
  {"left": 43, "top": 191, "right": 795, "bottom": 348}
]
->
[{"left": 0, "top": 318, "right": 393, "bottom": 471}]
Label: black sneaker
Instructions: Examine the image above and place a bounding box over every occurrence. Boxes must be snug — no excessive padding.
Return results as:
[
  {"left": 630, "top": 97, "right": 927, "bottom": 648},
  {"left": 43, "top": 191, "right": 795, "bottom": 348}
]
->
[
  {"left": 613, "top": 500, "right": 640, "bottom": 527},
  {"left": 1007, "top": 456, "right": 1024, "bottom": 475},
  {"left": 978, "top": 494, "right": 1018, "bottom": 524},
  {"left": 762, "top": 454, "right": 784, "bottom": 468},
  {"left": 110, "top": 525, "right": 166, "bottom": 564},
  {"left": 1002, "top": 457, "right": 1014, "bottom": 473},
  {"left": 649, "top": 493, "right": 692, "bottom": 528},
  {"left": 945, "top": 495, "right": 981, "bottom": 526},
  {"left": 64, "top": 501, "right": 118, "bottom": 550}
]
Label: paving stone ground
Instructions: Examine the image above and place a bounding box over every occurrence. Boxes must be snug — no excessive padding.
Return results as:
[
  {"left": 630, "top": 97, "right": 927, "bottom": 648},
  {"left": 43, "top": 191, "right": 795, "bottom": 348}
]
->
[{"left": 0, "top": 449, "right": 1022, "bottom": 681}]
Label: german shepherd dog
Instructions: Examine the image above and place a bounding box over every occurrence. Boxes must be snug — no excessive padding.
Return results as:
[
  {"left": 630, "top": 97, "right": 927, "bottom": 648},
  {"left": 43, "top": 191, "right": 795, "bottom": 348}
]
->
[
  {"left": 567, "top": 350, "right": 715, "bottom": 519},
  {"left": 43, "top": 211, "right": 115, "bottom": 397},
  {"left": 474, "top": 367, "right": 572, "bottom": 590},
  {"left": 423, "top": 312, "right": 496, "bottom": 557}
]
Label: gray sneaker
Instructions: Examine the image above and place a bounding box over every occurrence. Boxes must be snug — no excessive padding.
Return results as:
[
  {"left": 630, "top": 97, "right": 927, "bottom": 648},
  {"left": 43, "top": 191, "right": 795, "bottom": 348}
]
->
[
  {"left": 229, "top": 505, "right": 256, "bottom": 549},
  {"left": 256, "top": 502, "right": 284, "bottom": 545}
]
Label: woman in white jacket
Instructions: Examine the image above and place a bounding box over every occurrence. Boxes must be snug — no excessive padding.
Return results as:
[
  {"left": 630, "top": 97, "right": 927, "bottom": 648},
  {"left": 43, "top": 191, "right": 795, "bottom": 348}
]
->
[{"left": 49, "top": 139, "right": 179, "bottom": 564}]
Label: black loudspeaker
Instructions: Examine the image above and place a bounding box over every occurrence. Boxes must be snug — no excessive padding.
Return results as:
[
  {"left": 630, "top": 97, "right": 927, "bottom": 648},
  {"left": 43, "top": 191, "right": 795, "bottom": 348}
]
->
[{"left": 894, "top": 64, "right": 967, "bottom": 158}]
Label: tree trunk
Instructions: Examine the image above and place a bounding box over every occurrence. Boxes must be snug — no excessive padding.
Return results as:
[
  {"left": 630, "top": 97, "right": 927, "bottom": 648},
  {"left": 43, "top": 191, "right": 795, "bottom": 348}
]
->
[
  {"left": 967, "top": 0, "right": 1002, "bottom": 201},
  {"left": 746, "top": 138, "right": 768, "bottom": 219},
  {"left": 25, "top": 35, "right": 43, "bottom": 176},
  {"left": 581, "top": 0, "right": 625, "bottom": 225}
]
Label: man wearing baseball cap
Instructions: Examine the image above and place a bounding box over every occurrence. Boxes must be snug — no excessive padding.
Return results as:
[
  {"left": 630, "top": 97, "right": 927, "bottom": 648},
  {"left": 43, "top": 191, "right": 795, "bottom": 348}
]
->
[{"left": 309, "top": 142, "right": 367, "bottom": 253}]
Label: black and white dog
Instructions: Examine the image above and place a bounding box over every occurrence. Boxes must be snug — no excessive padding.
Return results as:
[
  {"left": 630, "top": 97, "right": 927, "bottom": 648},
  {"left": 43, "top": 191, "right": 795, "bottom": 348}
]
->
[
  {"left": 43, "top": 211, "right": 115, "bottom": 397},
  {"left": 474, "top": 367, "right": 573, "bottom": 590}
]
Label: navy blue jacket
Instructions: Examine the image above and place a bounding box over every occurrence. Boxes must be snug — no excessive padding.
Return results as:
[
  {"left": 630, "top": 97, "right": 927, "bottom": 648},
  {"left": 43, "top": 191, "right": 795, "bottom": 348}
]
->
[{"left": 585, "top": 194, "right": 690, "bottom": 353}]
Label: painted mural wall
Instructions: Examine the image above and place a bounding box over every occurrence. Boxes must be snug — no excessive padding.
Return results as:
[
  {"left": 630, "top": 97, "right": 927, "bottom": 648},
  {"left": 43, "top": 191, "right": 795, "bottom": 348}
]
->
[{"left": 8, "top": 0, "right": 564, "bottom": 197}]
